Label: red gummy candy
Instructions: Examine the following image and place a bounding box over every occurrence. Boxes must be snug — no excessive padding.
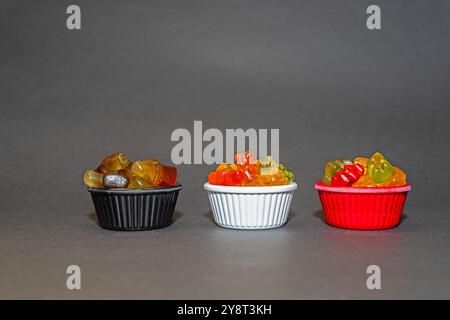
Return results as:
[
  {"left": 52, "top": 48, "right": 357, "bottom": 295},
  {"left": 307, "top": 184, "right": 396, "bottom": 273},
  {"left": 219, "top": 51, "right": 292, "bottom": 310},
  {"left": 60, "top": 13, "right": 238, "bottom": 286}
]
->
[
  {"left": 209, "top": 169, "right": 246, "bottom": 186},
  {"left": 244, "top": 164, "right": 260, "bottom": 182},
  {"left": 208, "top": 171, "right": 218, "bottom": 185},
  {"left": 331, "top": 163, "right": 364, "bottom": 187}
]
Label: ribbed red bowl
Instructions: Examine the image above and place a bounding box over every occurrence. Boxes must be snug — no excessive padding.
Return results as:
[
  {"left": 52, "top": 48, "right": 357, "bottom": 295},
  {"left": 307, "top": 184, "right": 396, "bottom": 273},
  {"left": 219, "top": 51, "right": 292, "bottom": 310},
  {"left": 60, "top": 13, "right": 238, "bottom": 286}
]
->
[{"left": 314, "top": 182, "right": 411, "bottom": 230}]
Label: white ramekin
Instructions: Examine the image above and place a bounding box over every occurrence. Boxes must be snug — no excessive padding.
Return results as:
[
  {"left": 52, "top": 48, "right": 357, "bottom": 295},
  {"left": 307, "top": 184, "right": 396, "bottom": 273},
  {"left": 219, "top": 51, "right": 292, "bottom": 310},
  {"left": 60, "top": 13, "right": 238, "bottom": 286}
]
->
[{"left": 204, "top": 182, "right": 298, "bottom": 230}]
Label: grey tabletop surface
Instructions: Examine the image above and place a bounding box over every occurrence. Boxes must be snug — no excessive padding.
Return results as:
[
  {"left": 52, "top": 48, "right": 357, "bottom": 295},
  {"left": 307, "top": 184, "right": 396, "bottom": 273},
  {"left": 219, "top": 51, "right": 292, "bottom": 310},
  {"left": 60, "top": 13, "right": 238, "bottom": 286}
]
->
[{"left": 1, "top": 0, "right": 449, "bottom": 299}]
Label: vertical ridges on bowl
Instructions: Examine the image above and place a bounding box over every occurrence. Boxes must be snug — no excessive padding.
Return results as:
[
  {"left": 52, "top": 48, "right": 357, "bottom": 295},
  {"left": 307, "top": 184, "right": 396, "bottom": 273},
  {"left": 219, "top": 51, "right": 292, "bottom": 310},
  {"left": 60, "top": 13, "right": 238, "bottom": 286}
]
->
[
  {"left": 90, "top": 188, "right": 180, "bottom": 231},
  {"left": 317, "top": 190, "right": 408, "bottom": 230},
  {"left": 207, "top": 190, "right": 295, "bottom": 230}
]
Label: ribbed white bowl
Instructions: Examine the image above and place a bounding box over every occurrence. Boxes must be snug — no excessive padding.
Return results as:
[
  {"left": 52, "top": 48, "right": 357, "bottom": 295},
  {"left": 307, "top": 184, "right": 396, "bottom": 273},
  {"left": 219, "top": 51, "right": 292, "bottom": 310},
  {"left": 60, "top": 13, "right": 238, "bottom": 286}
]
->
[{"left": 204, "top": 182, "right": 298, "bottom": 230}]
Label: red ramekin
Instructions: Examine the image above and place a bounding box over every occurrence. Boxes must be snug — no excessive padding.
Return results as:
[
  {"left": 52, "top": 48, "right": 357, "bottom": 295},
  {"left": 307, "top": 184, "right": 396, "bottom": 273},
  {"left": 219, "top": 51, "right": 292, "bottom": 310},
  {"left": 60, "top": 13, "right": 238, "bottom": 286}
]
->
[{"left": 314, "top": 182, "right": 411, "bottom": 230}]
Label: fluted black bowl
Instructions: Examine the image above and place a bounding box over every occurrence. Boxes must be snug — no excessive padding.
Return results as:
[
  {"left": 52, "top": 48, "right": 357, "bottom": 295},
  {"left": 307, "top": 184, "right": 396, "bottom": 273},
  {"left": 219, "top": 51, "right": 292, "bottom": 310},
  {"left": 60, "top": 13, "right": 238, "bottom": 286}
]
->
[{"left": 88, "top": 185, "right": 182, "bottom": 231}]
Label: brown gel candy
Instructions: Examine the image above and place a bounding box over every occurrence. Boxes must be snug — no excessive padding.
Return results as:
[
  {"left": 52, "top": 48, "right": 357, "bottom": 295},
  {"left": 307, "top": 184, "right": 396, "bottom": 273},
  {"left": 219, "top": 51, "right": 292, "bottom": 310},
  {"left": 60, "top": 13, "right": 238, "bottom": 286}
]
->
[
  {"left": 127, "top": 176, "right": 151, "bottom": 189},
  {"left": 96, "top": 152, "right": 131, "bottom": 174},
  {"left": 130, "top": 160, "right": 177, "bottom": 187},
  {"left": 83, "top": 170, "right": 104, "bottom": 188}
]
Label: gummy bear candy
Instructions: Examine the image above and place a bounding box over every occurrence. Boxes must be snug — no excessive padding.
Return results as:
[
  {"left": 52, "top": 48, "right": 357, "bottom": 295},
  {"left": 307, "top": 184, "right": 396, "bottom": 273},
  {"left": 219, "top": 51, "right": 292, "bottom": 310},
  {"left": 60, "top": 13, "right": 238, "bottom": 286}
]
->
[
  {"left": 258, "top": 156, "right": 291, "bottom": 185},
  {"left": 353, "top": 157, "right": 368, "bottom": 173},
  {"left": 367, "top": 152, "right": 395, "bottom": 183},
  {"left": 117, "top": 168, "right": 132, "bottom": 180},
  {"left": 131, "top": 160, "right": 177, "bottom": 187},
  {"left": 279, "top": 164, "right": 295, "bottom": 184},
  {"left": 244, "top": 164, "right": 261, "bottom": 183},
  {"left": 131, "top": 160, "right": 157, "bottom": 184},
  {"left": 322, "top": 160, "right": 352, "bottom": 185},
  {"left": 330, "top": 164, "right": 364, "bottom": 186},
  {"left": 128, "top": 176, "right": 152, "bottom": 189},
  {"left": 208, "top": 169, "right": 246, "bottom": 185},
  {"left": 352, "top": 172, "right": 375, "bottom": 187},
  {"left": 158, "top": 165, "right": 177, "bottom": 187},
  {"left": 348, "top": 153, "right": 407, "bottom": 187},
  {"left": 207, "top": 171, "right": 218, "bottom": 184},
  {"left": 260, "top": 156, "right": 279, "bottom": 175},
  {"left": 248, "top": 172, "right": 288, "bottom": 186},
  {"left": 354, "top": 165, "right": 407, "bottom": 187},
  {"left": 235, "top": 151, "right": 255, "bottom": 168},
  {"left": 207, "top": 152, "right": 293, "bottom": 186},
  {"left": 208, "top": 160, "right": 261, "bottom": 186},
  {"left": 83, "top": 170, "right": 104, "bottom": 188},
  {"left": 215, "top": 163, "right": 238, "bottom": 172},
  {"left": 96, "top": 152, "right": 131, "bottom": 174},
  {"left": 320, "top": 152, "right": 407, "bottom": 188},
  {"left": 389, "top": 167, "right": 407, "bottom": 186},
  {"left": 84, "top": 152, "right": 177, "bottom": 189}
]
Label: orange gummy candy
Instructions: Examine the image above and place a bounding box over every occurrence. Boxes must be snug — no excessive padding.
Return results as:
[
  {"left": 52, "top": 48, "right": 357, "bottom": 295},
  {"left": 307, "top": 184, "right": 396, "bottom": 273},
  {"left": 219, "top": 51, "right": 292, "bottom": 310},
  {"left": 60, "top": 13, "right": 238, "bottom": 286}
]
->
[
  {"left": 83, "top": 170, "right": 104, "bottom": 188},
  {"left": 131, "top": 160, "right": 177, "bottom": 187},
  {"left": 96, "top": 152, "right": 131, "bottom": 174}
]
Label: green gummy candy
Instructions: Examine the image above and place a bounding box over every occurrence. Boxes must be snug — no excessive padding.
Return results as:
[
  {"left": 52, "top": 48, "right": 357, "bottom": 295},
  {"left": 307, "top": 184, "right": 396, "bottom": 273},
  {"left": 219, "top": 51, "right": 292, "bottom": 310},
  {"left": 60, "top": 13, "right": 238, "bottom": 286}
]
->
[
  {"left": 367, "top": 152, "right": 395, "bottom": 183},
  {"left": 279, "top": 164, "right": 295, "bottom": 184}
]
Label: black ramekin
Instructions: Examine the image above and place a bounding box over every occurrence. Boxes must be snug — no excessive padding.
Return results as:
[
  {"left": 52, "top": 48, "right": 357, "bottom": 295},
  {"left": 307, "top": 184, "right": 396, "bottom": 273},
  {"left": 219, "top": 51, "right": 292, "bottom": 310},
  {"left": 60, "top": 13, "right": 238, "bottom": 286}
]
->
[{"left": 88, "top": 185, "right": 182, "bottom": 231}]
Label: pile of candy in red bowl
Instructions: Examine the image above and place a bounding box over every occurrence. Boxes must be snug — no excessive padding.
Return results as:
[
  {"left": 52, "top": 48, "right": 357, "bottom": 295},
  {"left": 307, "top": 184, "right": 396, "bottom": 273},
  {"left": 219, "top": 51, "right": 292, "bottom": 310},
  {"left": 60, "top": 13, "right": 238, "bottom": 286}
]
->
[{"left": 314, "top": 152, "right": 411, "bottom": 230}]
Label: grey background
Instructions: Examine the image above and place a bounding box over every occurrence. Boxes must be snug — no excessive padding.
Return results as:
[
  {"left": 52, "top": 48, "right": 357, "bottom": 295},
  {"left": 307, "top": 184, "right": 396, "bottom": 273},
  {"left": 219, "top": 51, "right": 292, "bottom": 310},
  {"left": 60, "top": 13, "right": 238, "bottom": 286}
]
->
[{"left": 1, "top": 0, "right": 449, "bottom": 299}]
